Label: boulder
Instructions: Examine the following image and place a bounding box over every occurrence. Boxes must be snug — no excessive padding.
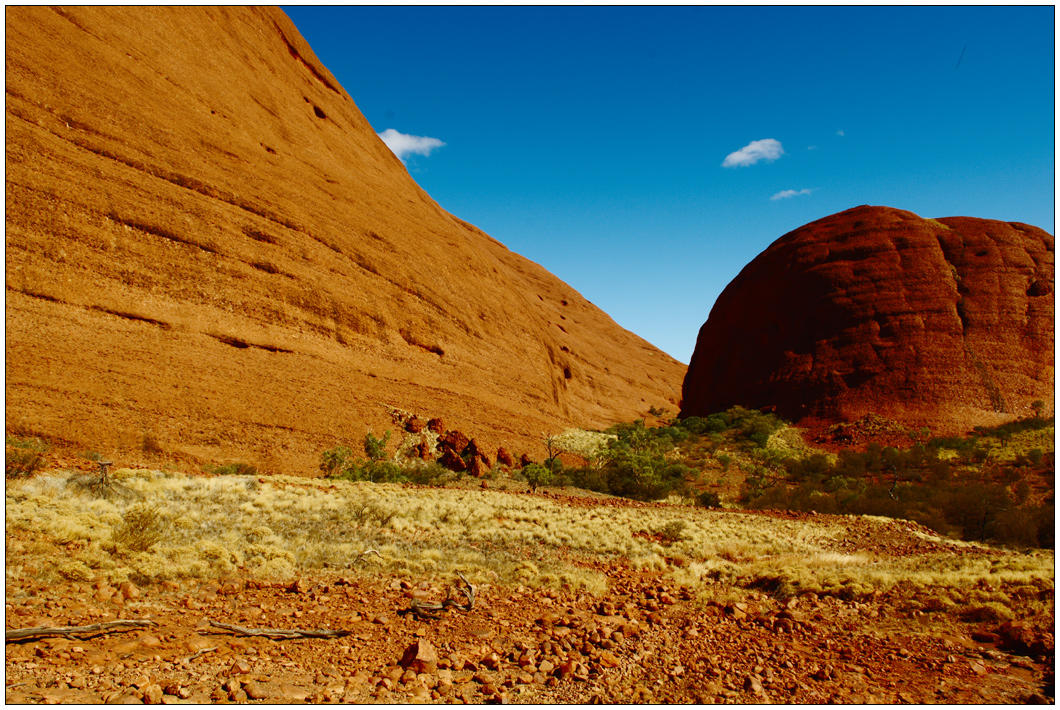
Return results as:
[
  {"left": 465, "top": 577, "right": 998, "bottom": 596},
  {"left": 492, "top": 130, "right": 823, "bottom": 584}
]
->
[
  {"left": 439, "top": 431, "right": 471, "bottom": 455},
  {"left": 462, "top": 438, "right": 492, "bottom": 468},
  {"left": 496, "top": 447, "right": 514, "bottom": 467},
  {"left": 682, "top": 206, "right": 1053, "bottom": 433},
  {"left": 400, "top": 639, "right": 439, "bottom": 674},
  {"left": 437, "top": 446, "right": 467, "bottom": 473}
]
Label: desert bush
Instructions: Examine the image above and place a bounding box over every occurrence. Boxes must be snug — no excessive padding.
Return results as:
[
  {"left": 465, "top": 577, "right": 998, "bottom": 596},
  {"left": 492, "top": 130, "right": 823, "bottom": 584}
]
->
[
  {"left": 204, "top": 462, "right": 258, "bottom": 476},
  {"left": 522, "top": 463, "right": 554, "bottom": 492},
  {"left": 696, "top": 491, "right": 722, "bottom": 508},
  {"left": 960, "top": 602, "right": 1016, "bottom": 622},
  {"left": 740, "top": 430, "right": 1056, "bottom": 548},
  {"left": 6, "top": 437, "right": 50, "bottom": 478},
  {"left": 658, "top": 520, "right": 688, "bottom": 544},
  {"left": 551, "top": 428, "right": 617, "bottom": 465},
  {"left": 677, "top": 416, "right": 709, "bottom": 435},
  {"left": 320, "top": 444, "right": 356, "bottom": 477},
  {"left": 364, "top": 431, "right": 391, "bottom": 461},
  {"left": 111, "top": 503, "right": 171, "bottom": 552}
]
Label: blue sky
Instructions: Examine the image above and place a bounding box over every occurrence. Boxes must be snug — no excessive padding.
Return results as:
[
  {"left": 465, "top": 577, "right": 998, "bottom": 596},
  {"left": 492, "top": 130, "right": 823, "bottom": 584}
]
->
[{"left": 283, "top": 6, "right": 1055, "bottom": 364}]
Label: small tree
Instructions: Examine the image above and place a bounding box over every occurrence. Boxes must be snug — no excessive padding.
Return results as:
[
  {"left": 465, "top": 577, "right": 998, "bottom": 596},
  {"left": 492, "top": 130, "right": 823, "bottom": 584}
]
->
[
  {"left": 522, "top": 463, "right": 553, "bottom": 493},
  {"left": 364, "top": 431, "right": 391, "bottom": 461},
  {"left": 1031, "top": 400, "right": 1046, "bottom": 420}
]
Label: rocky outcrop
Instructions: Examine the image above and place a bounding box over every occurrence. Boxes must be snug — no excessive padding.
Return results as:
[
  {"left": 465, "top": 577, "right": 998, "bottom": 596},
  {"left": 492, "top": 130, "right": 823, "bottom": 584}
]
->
[
  {"left": 4, "top": 7, "right": 685, "bottom": 473},
  {"left": 681, "top": 206, "right": 1053, "bottom": 433}
]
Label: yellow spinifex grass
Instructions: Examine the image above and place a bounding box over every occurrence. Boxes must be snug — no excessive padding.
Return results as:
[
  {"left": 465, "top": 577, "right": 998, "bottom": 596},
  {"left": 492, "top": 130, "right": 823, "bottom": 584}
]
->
[{"left": 6, "top": 469, "right": 1053, "bottom": 603}]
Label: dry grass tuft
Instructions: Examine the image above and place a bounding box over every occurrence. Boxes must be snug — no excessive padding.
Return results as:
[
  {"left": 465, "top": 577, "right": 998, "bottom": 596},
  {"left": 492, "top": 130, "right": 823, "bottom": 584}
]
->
[{"left": 5, "top": 469, "right": 1053, "bottom": 604}]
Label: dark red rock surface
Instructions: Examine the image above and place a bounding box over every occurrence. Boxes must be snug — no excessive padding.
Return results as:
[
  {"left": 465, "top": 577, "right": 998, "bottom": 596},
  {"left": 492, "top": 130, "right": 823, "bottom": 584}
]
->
[{"left": 681, "top": 206, "right": 1053, "bottom": 433}]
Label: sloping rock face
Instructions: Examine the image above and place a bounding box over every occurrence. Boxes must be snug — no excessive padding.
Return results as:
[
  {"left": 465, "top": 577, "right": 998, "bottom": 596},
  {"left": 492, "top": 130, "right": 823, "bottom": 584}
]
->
[
  {"left": 5, "top": 7, "right": 685, "bottom": 473},
  {"left": 681, "top": 206, "right": 1053, "bottom": 433}
]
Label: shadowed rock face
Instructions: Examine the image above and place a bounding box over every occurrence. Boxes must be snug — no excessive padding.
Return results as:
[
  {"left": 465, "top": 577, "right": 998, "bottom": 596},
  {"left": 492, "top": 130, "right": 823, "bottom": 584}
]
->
[
  {"left": 5, "top": 7, "right": 685, "bottom": 472},
  {"left": 681, "top": 205, "right": 1053, "bottom": 433}
]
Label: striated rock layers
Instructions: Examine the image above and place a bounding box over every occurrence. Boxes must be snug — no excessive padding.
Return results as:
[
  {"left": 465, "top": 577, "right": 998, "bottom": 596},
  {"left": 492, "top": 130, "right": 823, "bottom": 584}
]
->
[
  {"left": 5, "top": 7, "right": 685, "bottom": 473},
  {"left": 681, "top": 205, "right": 1053, "bottom": 433}
]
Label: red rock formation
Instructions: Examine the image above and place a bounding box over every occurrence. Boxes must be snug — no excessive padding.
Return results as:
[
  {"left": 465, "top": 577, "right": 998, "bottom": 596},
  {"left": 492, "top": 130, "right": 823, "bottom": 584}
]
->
[
  {"left": 496, "top": 447, "right": 515, "bottom": 468},
  {"left": 4, "top": 7, "right": 685, "bottom": 473},
  {"left": 438, "top": 431, "right": 471, "bottom": 456},
  {"left": 437, "top": 446, "right": 467, "bottom": 473},
  {"left": 681, "top": 206, "right": 1053, "bottom": 433}
]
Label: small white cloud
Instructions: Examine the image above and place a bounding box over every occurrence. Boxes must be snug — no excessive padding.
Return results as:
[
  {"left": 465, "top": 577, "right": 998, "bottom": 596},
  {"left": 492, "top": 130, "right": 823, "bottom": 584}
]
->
[
  {"left": 770, "top": 188, "right": 815, "bottom": 201},
  {"left": 836, "top": 129, "right": 845, "bottom": 136},
  {"left": 807, "top": 145, "right": 818, "bottom": 151},
  {"left": 722, "top": 138, "right": 784, "bottom": 168},
  {"left": 378, "top": 128, "right": 445, "bottom": 164}
]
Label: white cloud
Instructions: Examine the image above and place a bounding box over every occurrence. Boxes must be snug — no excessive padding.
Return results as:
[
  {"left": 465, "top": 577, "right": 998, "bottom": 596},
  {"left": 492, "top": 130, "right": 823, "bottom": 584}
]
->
[
  {"left": 836, "top": 129, "right": 845, "bottom": 136},
  {"left": 378, "top": 128, "right": 445, "bottom": 163},
  {"left": 722, "top": 138, "right": 784, "bottom": 168},
  {"left": 770, "top": 188, "right": 815, "bottom": 201}
]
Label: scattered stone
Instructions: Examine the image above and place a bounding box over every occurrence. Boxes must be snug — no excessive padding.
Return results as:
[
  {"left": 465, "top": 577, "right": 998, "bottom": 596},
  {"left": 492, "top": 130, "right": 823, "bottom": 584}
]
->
[
  {"left": 288, "top": 579, "right": 313, "bottom": 595},
  {"left": 401, "top": 639, "right": 439, "bottom": 674},
  {"left": 744, "top": 676, "right": 766, "bottom": 696},
  {"left": 277, "top": 683, "right": 310, "bottom": 702},
  {"left": 140, "top": 683, "right": 163, "bottom": 703}
]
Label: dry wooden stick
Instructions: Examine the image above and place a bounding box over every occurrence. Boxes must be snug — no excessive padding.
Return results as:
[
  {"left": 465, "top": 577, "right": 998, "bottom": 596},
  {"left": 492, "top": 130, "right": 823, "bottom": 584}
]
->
[
  {"left": 353, "top": 549, "right": 383, "bottom": 564},
  {"left": 183, "top": 646, "right": 218, "bottom": 663},
  {"left": 409, "top": 572, "right": 476, "bottom": 620},
  {"left": 206, "top": 620, "right": 349, "bottom": 640},
  {"left": 5, "top": 619, "right": 157, "bottom": 641}
]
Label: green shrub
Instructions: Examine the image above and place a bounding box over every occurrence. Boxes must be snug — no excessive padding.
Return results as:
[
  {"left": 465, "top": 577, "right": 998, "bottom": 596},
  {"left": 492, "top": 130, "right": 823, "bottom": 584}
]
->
[
  {"left": 677, "top": 416, "right": 709, "bottom": 435},
  {"left": 522, "top": 463, "right": 554, "bottom": 492},
  {"left": 696, "top": 491, "right": 721, "bottom": 508},
  {"left": 364, "top": 431, "right": 392, "bottom": 461},
  {"left": 320, "top": 445, "right": 356, "bottom": 477},
  {"left": 205, "top": 462, "right": 258, "bottom": 476}
]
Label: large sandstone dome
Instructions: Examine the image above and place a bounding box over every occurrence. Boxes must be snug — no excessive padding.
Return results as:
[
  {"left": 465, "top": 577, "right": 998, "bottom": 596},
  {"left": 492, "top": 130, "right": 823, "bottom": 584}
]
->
[
  {"left": 5, "top": 7, "right": 685, "bottom": 472},
  {"left": 681, "top": 205, "right": 1053, "bottom": 433}
]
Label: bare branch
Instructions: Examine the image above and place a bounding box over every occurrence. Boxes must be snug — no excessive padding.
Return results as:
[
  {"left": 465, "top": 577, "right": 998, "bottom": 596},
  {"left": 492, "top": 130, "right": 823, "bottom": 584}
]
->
[
  {"left": 407, "top": 572, "right": 475, "bottom": 619},
  {"left": 205, "top": 620, "right": 349, "bottom": 640},
  {"left": 353, "top": 549, "right": 383, "bottom": 565},
  {"left": 6, "top": 619, "right": 157, "bottom": 641},
  {"left": 183, "top": 646, "right": 218, "bottom": 663}
]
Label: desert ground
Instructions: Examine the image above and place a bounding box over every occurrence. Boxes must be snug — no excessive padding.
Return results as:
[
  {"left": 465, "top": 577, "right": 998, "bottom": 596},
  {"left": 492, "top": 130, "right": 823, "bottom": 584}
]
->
[{"left": 5, "top": 451, "right": 1053, "bottom": 704}]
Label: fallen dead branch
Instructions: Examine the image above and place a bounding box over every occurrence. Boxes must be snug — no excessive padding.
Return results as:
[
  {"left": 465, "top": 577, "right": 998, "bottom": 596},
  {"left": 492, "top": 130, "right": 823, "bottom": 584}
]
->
[
  {"left": 5, "top": 619, "right": 157, "bottom": 641},
  {"left": 183, "top": 646, "right": 218, "bottom": 663},
  {"left": 353, "top": 549, "right": 383, "bottom": 565},
  {"left": 408, "top": 571, "right": 475, "bottom": 620},
  {"left": 206, "top": 620, "right": 350, "bottom": 640}
]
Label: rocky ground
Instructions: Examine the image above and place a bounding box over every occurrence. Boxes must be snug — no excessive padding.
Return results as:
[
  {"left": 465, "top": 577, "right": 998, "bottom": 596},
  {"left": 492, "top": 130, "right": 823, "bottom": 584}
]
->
[{"left": 5, "top": 490, "right": 1054, "bottom": 705}]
